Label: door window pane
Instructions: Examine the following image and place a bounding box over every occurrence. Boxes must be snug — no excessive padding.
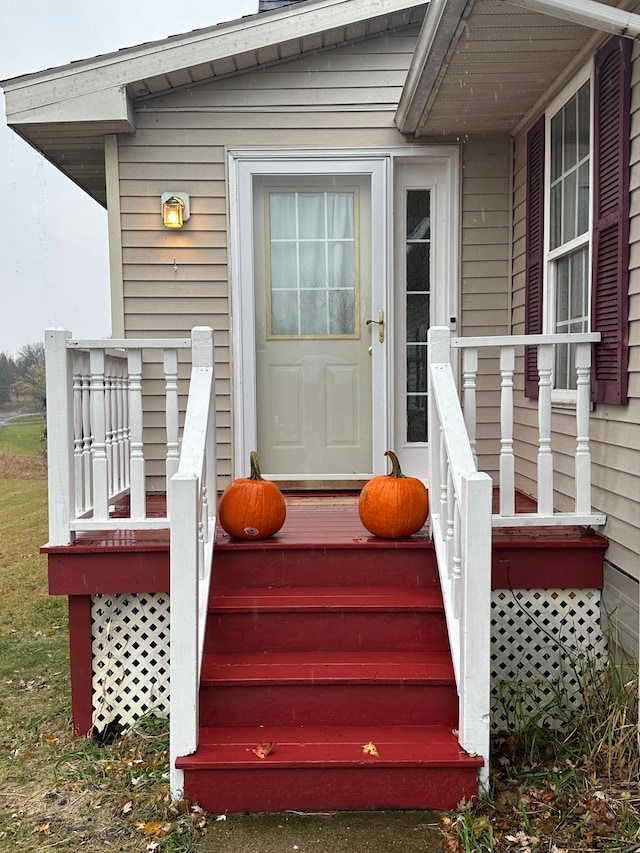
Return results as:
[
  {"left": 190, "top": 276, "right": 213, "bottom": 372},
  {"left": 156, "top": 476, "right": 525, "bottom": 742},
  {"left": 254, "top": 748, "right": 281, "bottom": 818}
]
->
[
  {"left": 405, "top": 190, "right": 431, "bottom": 443},
  {"left": 267, "top": 189, "right": 357, "bottom": 338}
]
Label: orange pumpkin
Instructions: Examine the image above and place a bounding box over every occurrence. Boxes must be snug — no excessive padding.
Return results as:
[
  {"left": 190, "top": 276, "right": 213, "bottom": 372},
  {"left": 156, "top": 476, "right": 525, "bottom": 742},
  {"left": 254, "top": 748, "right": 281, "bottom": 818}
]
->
[
  {"left": 219, "top": 451, "right": 286, "bottom": 540},
  {"left": 358, "top": 450, "right": 429, "bottom": 539}
]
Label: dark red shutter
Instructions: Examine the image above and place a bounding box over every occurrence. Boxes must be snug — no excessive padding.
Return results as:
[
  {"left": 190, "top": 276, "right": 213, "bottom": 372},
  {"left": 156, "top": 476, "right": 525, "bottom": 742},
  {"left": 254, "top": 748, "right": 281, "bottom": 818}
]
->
[
  {"left": 591, "top": 36, "right": 631, "bottom": 405},
  {"left": 525, "top": 115, "right": 545, "bottom": 399}
]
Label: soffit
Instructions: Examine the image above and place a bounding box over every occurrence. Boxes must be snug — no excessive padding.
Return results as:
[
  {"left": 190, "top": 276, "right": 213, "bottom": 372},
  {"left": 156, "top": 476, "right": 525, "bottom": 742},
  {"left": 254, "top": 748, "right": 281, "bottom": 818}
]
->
[{"left": 405, "top": 0, "right": 597, "bottom": 138}]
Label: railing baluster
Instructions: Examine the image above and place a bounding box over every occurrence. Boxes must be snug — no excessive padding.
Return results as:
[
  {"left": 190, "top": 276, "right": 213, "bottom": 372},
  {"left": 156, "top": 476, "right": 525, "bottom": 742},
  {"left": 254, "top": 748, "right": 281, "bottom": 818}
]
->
[
  {"left": 128, "top": 350, "right": 146, "bottom": 519},
  {"left": 72, "top": 355, "right": 85, "bottom": 515},
  {"left": 89, "top": 349, "right": 109, "bottom": 520},
  {"left": 81, "top": 361, "right": 93, "bottom": 512},
  {"left": 575, "top": 342, "right": 593, "bottom": 515},
  {"left": 537, "top": 344, "right": 554, "bottom": 516},
  {"left": 104, "top": 364, "right": 115, "bottom": 500},
  {"left": 462, "top": 347, "right": 478, "bottom": 466},
  {"left": 499, "top": 345, "right": 515, "bottom": 516},
  {"left": 164, "top": 348, "right": 180, "bottom": 513}
]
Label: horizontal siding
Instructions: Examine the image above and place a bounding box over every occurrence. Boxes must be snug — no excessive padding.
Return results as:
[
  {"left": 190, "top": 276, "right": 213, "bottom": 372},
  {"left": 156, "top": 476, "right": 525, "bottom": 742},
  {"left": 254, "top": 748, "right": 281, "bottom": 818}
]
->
[
  {"left": 119, "top": 28, "right": 420, "bottom": 486},
  {"left": 510, "top": 42, "right": 640, "bottom": 652},
  {"left": 460, "top": 138, "right": 511, "bottom": 477}
]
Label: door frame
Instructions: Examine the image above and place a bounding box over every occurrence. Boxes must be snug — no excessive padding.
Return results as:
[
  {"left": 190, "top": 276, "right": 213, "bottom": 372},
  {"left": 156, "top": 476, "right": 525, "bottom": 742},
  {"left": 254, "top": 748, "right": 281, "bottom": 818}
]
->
[{"left": 227, "top": 146, "right": 459, "bottom": 481}]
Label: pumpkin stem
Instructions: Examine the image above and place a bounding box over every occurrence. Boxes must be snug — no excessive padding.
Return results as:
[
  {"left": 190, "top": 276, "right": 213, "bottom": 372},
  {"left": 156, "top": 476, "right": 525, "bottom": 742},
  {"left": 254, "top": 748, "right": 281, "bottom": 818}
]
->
[
  {"left": 249, "top": 451, "right": 264, "bottom": 481},
  {"left": 384, "top": 450, "right": 406, "bottom": 479}
]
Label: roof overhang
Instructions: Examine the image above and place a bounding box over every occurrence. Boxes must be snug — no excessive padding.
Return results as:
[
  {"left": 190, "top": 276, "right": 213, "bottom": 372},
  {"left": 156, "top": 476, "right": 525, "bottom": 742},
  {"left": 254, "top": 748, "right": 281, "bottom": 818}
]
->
[
  {"left": 396, "top": 0, "right": 640, "bottom": 138},
  {"left": 2, "top": 0, "right": 427, "bottom": 205}
]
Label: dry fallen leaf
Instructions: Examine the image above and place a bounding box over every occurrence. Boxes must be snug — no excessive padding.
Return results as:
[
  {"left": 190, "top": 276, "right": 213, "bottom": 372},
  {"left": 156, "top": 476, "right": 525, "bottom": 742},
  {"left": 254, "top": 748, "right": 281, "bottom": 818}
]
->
[
  {"left": 362, "top": 741, "right": 380, "bottom": 757},
  {"left": 250, "top": 742, "right": 276, "bottom": 759}
]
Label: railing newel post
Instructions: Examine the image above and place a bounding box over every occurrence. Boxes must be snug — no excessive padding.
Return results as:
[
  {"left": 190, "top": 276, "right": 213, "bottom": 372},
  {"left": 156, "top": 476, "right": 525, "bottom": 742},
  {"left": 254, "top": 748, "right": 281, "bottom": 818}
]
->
[{"left": 44, "top": 329, "right": 75, "bottom": 545}]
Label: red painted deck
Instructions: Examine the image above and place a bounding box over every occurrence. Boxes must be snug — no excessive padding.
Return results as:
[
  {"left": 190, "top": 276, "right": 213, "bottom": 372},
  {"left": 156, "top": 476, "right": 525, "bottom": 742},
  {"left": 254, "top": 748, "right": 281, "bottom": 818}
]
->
[
  {"left": 43, "top": 489, "right": 607, "bottom": 810},
  {"left": 44, "top": 490, "right": 607, "bottom": 594}
]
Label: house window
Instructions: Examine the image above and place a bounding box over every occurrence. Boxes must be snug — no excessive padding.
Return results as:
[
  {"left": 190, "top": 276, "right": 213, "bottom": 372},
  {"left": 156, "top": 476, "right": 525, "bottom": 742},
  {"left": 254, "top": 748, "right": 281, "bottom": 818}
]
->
[
  {"left": 267, "top": 189, "right": 358, "bottom": 338},
  {"left": 547, "top": 80, "right": 591, "bottom": 391},
  {"left": 525, "top": 35, "right": 631, "bottom": 405}
]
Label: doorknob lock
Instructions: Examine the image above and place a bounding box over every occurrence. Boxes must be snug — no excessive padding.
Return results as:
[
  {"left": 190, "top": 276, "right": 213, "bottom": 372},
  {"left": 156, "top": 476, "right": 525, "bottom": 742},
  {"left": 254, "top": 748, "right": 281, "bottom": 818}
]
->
[{"left": 366, "top": 309, "right": 385, "bottom": 343}]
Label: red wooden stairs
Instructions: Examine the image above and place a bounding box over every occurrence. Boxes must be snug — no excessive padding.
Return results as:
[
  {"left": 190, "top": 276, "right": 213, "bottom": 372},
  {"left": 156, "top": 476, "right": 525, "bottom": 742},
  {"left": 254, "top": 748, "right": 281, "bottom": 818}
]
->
[{"left": 175, "top": 501, "right": 482, "bottom": 812}]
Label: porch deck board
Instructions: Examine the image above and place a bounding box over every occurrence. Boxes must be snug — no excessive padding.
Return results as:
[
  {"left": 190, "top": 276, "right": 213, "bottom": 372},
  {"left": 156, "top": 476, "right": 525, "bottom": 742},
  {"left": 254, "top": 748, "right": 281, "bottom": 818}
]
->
[{"left": 55, "top": 488, "right": 539, "bottom": 550}]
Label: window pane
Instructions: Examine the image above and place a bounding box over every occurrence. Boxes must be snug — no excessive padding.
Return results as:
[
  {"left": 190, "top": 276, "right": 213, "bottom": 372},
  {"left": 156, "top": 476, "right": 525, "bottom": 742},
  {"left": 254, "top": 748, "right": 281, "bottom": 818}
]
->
[
  {"left": 563, "top": 96, "right": 577, "bottom": 172},
  {"left": 407, "top": 190, "right": 431, "bottom": 239},
  {"left": 328, "top": 290, "right": 354, "bottom": 336},
  {"left": 562, "top": 169, "right": 577, "bottom": 242},
  {"left": 407, "top": 345, "right": 427, "bottom": 394},
  {"left": 551, "top": 112, "right": 563, "bottom": 182},
  {"left": 550, "top": 183, "right": 562, "bottom": 250},
  {"left": 271, "top": 242, "right": 297, "bottom": 289},
  {"left": 578, "top": 82, "right": 590, "bottom": 161},
  {"left": 407, "top": 396, "right": 427, "bottom": 443},
  {"left": 271, "top": 291, "right": 298, "bottom": 335},
  {"left": 270, "top": 193, "right": 296, "bottom": 239},
  {"left": 327, "top": 193, "right": 354, "bottom": 239},
  {"left": 299, "top": 241, "right": 326, "bottom": 288},
  {"left": 407, "top": 244, "right": 431, "bottom": 292},
  {"left": 328, "top": 241, "right": 354, "bottom": 288},
  {"left": 577, "top": 161, "right": 589, "bottom": 236},
  {"left": 298, "top": 193, "right": 325, "bottom": 239},
  {"left": 407, "top": 293, "right": 430, "bottom": 342},
  {"left": 556, "top": 258, "right": 569, "bottom": 325},
  {"left": 300, "top": 290, "right": 328, "bottom": 335}
]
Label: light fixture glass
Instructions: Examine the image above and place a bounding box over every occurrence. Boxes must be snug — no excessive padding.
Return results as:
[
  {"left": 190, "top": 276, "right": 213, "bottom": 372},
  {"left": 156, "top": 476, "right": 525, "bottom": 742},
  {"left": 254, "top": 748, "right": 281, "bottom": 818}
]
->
[{"left": 161, "top": 192, "right": 190, "bottom": 228}]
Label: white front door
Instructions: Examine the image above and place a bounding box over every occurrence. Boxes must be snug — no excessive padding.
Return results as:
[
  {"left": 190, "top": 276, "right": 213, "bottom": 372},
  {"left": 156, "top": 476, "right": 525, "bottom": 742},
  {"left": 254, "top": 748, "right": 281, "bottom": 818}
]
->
[
  {"left": 230, "top": 150, "right": 458, "bottom": 484},
  {"left": 231, "top": 155, "right": 388, "bottom": 485}
]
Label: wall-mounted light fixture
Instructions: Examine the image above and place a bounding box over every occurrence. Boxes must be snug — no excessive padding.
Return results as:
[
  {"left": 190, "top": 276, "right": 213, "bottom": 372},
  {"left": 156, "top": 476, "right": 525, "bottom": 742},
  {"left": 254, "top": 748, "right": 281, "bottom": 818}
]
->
[{"left": 161, "top": 192, "right": 190, "bottom": 228}]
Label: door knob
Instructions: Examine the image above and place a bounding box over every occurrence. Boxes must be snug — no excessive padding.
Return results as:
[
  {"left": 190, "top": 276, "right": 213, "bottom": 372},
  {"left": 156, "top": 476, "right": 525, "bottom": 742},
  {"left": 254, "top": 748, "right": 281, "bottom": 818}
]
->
[{"left": 366, "top": 309, "right": 385, "bottom": 343}]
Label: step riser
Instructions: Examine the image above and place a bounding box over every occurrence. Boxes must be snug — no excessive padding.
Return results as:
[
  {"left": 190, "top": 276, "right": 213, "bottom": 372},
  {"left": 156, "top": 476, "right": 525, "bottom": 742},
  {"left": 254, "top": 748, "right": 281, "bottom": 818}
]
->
[
  {"left": 213, "top": 548, "right": 438, "bottom": 588},
  {"left": 183, "top": 765, "right": 478, "bottom": 812},
  {"left": 205, "top": 611, "right": 449, "bottom": 653},
  {"left": 199, "top": 684, "right": 458, "bottom": 728}
]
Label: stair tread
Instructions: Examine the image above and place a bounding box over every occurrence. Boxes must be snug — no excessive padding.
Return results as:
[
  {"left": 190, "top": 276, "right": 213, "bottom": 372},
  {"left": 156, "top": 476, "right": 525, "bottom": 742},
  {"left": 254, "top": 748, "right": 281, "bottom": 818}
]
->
[
  {"left": 201, "top": 650, "right": 453, "bottom": 684},
  {"left": 209, "top": 585, "right": 443, "bottom": 612},
  {"left": 177, "top": 725, "right": 482, "bottom": 769}
]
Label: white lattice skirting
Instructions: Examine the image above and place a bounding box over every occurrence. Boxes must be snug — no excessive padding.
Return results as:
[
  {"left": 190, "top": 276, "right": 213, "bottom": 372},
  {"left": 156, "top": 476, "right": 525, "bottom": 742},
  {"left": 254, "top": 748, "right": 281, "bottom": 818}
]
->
[
  {"left": 90, "top": 589, "right": 606, "bottom": 731},
  {"left": 491, "top": 588, "right": 606, "bottom": 730},
  {"left": 92, "top": 594, "right": 170, "bottom": 731}
]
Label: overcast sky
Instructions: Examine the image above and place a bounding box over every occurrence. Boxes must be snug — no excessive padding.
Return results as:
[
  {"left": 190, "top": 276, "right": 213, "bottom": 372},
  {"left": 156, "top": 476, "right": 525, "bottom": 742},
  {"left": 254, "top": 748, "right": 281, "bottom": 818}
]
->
[{"left": 0, "top": 0, "right": 258, "bottom": 357}]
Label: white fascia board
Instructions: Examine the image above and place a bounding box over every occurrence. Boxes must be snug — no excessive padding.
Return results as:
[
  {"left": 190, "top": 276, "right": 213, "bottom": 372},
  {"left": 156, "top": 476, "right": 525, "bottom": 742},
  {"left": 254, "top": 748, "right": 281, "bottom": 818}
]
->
[
  {"left": 396, "top": 0, "right": 474, "bottom": 134},
  {"left": 507, "top": 0, "right": 640, "bottom": 37},
  {"left": 2, "top": 0, "right": 425, "bottom": 126},
  {"left": 7, "top": 86, "right": 136, "bottom": 132}
]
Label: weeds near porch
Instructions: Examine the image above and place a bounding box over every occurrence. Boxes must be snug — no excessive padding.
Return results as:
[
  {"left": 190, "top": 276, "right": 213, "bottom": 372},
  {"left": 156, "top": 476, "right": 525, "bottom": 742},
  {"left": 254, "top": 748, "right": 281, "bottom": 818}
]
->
[{"left": 441, "top": 650, "right": 640, "bottom": 851}]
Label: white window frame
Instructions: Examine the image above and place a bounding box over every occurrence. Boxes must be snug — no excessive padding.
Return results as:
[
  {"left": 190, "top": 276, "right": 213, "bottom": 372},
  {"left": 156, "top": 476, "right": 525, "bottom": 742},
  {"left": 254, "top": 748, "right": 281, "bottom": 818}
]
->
[{"left": 543, "top": 63, "right": 594, "bottom": 403}]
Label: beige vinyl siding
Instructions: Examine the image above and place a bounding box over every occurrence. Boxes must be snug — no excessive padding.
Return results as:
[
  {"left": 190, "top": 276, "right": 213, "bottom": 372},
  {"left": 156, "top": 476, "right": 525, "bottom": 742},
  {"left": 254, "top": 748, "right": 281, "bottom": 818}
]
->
[
  {"left": 459, "top": 137, "right": 512, "bottom": 477},
  {"left": 117, "top": 29, "right": 420, "bottom": 487},
  {"left": 510, "top": 45, "right": 640, "bottom": 650}
]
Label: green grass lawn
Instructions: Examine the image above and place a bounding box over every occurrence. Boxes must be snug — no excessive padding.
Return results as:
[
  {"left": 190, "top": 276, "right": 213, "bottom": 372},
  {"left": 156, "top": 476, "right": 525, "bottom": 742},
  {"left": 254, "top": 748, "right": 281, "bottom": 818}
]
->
[{"left": 0, "top": 416, "right": 46, "bottom": 457}]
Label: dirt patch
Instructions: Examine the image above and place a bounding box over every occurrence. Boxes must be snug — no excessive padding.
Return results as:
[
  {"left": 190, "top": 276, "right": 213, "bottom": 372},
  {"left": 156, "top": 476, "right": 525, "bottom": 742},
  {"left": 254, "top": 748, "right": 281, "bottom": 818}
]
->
[{"left": 0, "top": 454, "right": 47, "bottom": 480}]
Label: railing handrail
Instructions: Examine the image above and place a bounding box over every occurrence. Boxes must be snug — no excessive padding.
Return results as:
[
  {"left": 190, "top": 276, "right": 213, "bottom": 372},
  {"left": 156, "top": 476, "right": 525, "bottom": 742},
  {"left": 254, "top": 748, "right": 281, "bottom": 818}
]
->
[
  {"left": 428, "top": 327, "right": 492, "bottom": 792},
  {"left": 451, "top": 332, "right": 602, "bottom": 348},
  {"left": 67, "top": 337, "right": 192, "bottom": 350},
  {"left": 169, "top": 327, "right": 217, "bottom": 802}
]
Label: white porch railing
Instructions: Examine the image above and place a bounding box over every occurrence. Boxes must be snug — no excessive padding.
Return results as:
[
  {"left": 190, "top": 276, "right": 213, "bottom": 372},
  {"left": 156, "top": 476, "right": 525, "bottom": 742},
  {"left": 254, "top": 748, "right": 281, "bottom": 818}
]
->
[
  {"left": 44, "top": 328, "right": 196, "bottom": 544},
  {"left": 169, "top": 329, "right": 217, "bottom": 800},
  {"left": 450, "top": 330, "right": 605, "bottom": 527},
  {"left": 427, "top": 327, "right": 493, "bottom": 791},
  {"left": 427, "top": 325, "right": 607, "bottom": 790},
  {"left": 45, "top": 326, "right": 217, "bottom": 800}
]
